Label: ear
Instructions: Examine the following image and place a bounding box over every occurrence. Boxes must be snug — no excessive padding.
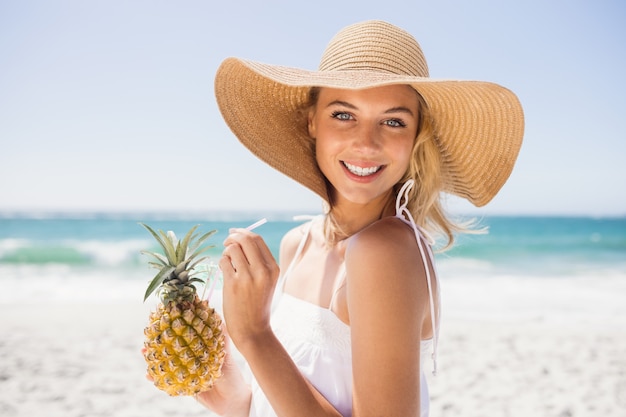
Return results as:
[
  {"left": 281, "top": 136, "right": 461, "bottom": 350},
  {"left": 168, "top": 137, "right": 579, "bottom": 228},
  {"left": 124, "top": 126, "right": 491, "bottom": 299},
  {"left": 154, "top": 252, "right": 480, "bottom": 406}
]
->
[{"left": 307, "top": 110, "right": 317, "bottom": 138}]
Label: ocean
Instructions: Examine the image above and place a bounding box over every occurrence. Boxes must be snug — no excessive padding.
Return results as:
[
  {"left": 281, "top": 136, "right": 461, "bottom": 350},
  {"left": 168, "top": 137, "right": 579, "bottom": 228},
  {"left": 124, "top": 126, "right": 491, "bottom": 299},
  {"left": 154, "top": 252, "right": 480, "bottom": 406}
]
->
[{"left": 1, "top": 212, "right": 625, "bottom": 320}]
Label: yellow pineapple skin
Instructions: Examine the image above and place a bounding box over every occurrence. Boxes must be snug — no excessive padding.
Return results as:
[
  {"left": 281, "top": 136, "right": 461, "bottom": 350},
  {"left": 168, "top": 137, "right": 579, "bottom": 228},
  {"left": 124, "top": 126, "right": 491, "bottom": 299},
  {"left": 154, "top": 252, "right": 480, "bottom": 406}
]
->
[{"left": 143, "top": 295, "right": 225, "bottom": 396}]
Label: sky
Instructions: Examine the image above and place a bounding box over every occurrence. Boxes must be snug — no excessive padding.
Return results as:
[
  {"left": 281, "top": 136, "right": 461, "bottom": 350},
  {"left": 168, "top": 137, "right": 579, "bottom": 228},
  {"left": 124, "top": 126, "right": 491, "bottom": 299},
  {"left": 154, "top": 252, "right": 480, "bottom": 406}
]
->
[{"left": 1, "top": 0, "right": 625, "bottom": 217}]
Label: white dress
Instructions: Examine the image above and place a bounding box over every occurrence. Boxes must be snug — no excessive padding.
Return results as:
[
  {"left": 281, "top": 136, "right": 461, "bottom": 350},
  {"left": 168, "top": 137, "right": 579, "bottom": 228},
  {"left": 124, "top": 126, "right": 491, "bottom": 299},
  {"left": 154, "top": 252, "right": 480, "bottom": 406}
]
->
[{"left": 248, "top": 181, "right": 440, "bottom": 417}]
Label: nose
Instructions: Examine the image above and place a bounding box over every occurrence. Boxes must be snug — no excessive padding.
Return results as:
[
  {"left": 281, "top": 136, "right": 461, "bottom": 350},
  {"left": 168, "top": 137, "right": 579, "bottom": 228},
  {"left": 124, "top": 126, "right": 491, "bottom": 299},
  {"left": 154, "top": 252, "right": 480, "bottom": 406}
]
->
[{"left": 352, "top": 123, "right": 381, "bottom": 153}]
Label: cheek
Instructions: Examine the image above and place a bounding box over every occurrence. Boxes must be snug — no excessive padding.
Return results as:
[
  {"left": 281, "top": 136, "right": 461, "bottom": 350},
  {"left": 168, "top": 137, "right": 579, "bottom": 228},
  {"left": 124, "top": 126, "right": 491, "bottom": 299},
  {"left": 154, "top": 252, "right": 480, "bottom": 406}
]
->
[
  {"left": 403, "top": 144, "right": 414, "bottom": 167},
  {"left": 392, "top": 139, "right": 414, "bottom": 167},
  {"left": 393, "top": 144, "right": 415, "bottom": 180},
  {"left": 314, "top": 136, "right": 344, "bottom": 179},
  {"left": 314, "top": 138, "right": 331, "bottom": 169}
]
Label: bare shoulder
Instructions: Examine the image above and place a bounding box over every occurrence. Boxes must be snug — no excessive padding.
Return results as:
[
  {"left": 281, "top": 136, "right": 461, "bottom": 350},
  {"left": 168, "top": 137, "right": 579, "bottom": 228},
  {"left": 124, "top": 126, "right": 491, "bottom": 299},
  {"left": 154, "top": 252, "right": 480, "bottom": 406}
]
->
[
  {"left": 347, "top": 216, "right": 420, "bottom": 264},
  {"left": 346, "top": 216, "right": 431, "bottom": 411},
  {"left": 278, "top": 221, "right": 312, "bottom": 270},
  {"left": 345, "top": 216, "right": 430, "bottom": 317}
]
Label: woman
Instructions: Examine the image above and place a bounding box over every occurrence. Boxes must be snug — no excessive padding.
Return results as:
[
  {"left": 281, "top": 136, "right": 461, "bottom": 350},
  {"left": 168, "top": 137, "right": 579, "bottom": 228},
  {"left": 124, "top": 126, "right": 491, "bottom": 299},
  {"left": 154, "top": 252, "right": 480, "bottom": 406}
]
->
[{"left": 200, "top": 20, "right": 524, "bottom": 417}]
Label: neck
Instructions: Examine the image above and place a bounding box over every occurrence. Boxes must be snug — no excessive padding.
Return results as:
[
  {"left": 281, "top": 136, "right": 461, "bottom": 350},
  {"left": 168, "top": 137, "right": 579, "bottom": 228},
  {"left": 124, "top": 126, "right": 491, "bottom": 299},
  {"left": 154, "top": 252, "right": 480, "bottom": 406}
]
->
[{"left": 328, "top": 191, "right": 396, "bottom": 239}]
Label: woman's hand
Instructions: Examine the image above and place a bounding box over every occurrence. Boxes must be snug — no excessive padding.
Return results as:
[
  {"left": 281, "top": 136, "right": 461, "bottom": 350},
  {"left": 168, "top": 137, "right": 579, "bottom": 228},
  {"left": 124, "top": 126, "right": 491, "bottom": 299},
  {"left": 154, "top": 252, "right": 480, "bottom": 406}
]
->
[
  {"left": 142, "top": 329, "right": 251, "bottom": 416},
  {"left": 219, "top": 228, "right": 280, "bottom": 350},
  {"left": 194, "top": 328, "right": 251, "bottom": 416}
]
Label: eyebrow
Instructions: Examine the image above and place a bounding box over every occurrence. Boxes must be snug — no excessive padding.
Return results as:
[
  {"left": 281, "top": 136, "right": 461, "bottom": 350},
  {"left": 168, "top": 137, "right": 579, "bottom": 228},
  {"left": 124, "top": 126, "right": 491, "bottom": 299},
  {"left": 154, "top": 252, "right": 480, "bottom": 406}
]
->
[{"left": 326, "top": 100, "right": 416, "bottom": 117}]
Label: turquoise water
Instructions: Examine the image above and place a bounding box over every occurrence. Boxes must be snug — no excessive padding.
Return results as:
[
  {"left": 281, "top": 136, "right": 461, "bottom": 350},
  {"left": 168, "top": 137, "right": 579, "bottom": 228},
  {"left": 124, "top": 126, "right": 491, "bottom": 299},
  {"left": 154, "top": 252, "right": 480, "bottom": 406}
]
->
[
  {"left": 0, "top": 214, "right": 626, "bottom": 306},
  {"left": 0, "top": 214, "right": 297, "bottom": 268},
  {"left": 446, "top": 216, "right": 626, "bottom": 276},
  {"left": 1, "top": 213, "right": 624, "bottom": 282}
]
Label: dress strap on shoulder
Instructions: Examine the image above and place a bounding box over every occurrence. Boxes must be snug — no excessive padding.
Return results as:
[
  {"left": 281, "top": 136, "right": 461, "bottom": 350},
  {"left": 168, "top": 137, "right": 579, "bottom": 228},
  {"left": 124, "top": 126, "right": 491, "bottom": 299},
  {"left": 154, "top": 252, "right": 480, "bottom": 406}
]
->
[
  {"left": 328, "top": 262, "right": 347, "bottom": 309},
  {"left": 271, "top": 215, "right": 317, "bottom": 312},
  {"left": 395, "top": 180, "right": 440, "bottom": 376}
]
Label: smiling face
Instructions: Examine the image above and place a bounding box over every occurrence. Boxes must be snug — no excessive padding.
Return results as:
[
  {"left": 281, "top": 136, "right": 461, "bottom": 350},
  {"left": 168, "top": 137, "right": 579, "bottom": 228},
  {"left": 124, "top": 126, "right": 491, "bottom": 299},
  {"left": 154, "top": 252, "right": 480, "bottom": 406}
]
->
[{"left": 308, "top": 85, "right": 420, "bottom": 209}]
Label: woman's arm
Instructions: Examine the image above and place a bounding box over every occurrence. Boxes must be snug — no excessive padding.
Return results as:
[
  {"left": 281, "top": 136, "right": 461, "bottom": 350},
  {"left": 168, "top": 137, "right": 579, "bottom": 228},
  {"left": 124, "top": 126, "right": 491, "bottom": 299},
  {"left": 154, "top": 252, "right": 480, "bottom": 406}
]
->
[
  {"left": 346, "top": 217, "right": 432, "bottom": 417},
  {"left": 220, "top": 227, "right": 343, "bottom": 417},
  {"left": 236, "top": 328, "right": 343, "bottom": 417}
]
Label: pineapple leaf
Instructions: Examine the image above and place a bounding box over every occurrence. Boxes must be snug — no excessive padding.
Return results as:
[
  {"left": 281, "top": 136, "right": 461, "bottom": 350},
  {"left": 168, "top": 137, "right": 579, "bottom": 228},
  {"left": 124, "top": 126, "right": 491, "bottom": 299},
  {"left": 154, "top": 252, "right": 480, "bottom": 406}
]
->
[
  {"left": 139, "top": 223, "right": 177, "bottom": 264},
  {"left": 188, "top": 268, "right": 215, "bottom": 281},
  {"left": 198, "top": 229, "right": 218, "bottom": 245},
  {"left": 188, "top": 230, "right": 217, "bottom": 254},
  {"left": 158, "top": 230, "right": 178, "bottom": 264},
  {"left": 175, "top": 240, "right": 181, "bottom": 262},
  {"left": 188, "top": 241, "right": 215, "bottom": 264},
  {"left": 140, "top": 223, "right": 218, "bottom": 302},
  {"left": 147, "top": 261, "right": 167, "bottom": 270},
  {"left": 144, "top": 265, "right": 175, "bottom": 302},
  {"left": 140, "top": 250, "right": 168, "bottom": 266},
  {"left": 177, "top": 225, "right": 200, "bottom": 262},
  {"left": 139, "top": 223, "right": 163, "bottom": 246},
  {"left": 188, "top": 255, "right": 210, "bottom": 271},
  {"left": 187, "top": 232, "right": 202, "bottom": 252}
]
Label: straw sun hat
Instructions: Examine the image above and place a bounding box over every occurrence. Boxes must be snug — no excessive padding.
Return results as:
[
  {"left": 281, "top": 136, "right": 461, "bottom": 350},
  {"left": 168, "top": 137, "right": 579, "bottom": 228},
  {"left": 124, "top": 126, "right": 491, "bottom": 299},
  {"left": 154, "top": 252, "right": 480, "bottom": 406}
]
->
[{"left": 214, "top": 20, "right": 524, "bottom": 207}]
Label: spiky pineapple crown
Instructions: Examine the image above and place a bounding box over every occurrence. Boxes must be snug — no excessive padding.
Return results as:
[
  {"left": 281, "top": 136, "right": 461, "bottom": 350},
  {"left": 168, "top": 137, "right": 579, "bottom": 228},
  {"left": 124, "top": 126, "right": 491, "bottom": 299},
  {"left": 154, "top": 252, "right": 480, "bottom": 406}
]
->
[{"left": 140, "top": 223, "right": 216, "bottom": 304}]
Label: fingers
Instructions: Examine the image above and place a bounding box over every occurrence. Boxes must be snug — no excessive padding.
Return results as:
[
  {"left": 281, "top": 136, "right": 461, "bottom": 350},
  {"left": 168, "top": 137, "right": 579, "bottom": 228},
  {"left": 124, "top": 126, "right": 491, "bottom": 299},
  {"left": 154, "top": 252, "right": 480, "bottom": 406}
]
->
[
  {"left": 222, "top": 229, "right": 277, "bottom": 275},
  {"left": 219, "top": 230, "right": 279, "bottom": 348},
  {"left": 219, "top": 229, "right": 280, "bottom": 308},
  {"left": 220, "top": 242, "right": 249, "bottom": 274}
]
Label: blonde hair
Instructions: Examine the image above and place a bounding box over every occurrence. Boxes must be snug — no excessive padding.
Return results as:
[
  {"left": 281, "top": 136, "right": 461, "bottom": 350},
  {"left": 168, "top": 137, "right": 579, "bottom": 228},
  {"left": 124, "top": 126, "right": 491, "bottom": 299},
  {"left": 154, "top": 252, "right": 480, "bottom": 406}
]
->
[
  {"left": 400, "top": 92, "right": 479, "bottom": 250},
  {"left": 302, "top": 87, "right": 477, "bottom": 250}
]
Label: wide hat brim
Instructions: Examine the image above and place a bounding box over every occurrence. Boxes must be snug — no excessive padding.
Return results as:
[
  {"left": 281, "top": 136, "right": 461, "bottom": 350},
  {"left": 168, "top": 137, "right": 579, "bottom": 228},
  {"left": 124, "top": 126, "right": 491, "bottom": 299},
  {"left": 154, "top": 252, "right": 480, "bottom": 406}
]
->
[{"left": 214, "top": 57, "right": 524, "bottom": 207}]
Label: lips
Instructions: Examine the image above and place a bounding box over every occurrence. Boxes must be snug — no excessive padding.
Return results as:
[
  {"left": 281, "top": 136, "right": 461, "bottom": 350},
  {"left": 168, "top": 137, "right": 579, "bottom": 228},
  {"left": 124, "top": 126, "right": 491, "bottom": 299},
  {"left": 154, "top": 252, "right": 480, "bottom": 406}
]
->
[{"left": 342, "top": 161, "right": 383, "bottom": 177}]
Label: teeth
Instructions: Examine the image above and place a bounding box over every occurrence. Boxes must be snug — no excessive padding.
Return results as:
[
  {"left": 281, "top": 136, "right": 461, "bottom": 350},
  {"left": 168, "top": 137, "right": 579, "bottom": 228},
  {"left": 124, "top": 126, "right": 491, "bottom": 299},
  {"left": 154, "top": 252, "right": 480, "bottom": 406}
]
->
[{"left": 343, "top": 162, "right": 381, "bottom": 176}]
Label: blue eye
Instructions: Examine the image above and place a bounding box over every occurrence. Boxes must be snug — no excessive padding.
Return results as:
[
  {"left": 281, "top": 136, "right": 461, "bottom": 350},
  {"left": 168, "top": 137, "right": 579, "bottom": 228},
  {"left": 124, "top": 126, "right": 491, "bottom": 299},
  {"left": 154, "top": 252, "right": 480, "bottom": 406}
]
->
[
  {"left": 331, "top": 111, "right": 352, "bottom": 121},
  {"left": 385, "top": 119, "right": 406, "bottom": 127}
]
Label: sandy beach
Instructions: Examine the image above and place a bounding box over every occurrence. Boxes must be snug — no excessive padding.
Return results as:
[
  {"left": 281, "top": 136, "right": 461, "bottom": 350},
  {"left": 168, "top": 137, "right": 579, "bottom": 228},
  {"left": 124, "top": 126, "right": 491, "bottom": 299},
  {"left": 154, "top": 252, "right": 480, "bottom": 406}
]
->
[{"left": 1, "top": 280, "right": 625, "bottom": 417}]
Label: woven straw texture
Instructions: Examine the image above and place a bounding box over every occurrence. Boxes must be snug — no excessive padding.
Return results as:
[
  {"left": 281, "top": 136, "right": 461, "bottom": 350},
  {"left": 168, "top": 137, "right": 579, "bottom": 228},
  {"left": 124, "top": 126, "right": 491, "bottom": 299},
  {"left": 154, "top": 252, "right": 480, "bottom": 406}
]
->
[{"left": 214, "top": 20, "right": 524, "bottom": 207}]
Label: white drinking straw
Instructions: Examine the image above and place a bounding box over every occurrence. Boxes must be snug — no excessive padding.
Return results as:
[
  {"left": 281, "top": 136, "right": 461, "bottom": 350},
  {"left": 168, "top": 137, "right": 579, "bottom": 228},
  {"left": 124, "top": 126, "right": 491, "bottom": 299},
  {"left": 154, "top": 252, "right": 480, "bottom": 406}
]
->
[
  {"left": 245, "top": 217, "right": 267, "bottom": 231},
  {"left": 203, "top": 218, "right": 268, "bottom": 301},
  {"left": 205, "top": 262, "right": 219, "bottom": 302}
]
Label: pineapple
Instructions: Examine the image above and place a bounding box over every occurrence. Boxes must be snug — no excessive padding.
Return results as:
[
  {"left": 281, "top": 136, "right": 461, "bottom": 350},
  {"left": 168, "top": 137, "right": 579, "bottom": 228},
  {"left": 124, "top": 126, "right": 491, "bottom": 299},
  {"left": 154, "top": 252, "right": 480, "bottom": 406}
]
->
[{"left": 141, "top": 223, "right": 225, "bottom": 396}]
